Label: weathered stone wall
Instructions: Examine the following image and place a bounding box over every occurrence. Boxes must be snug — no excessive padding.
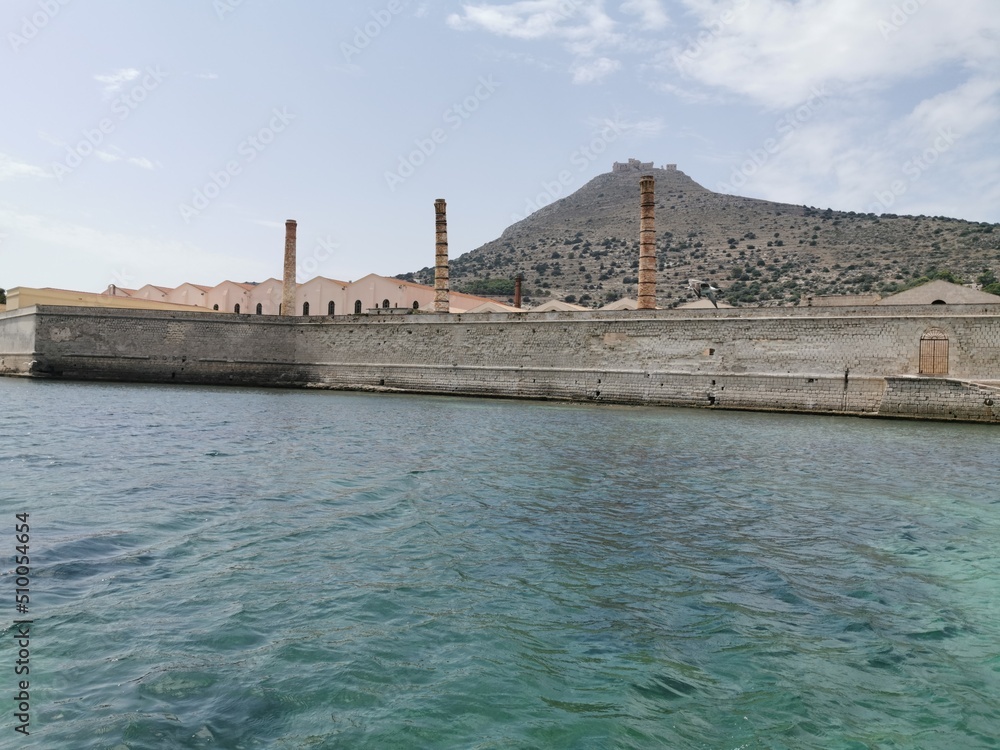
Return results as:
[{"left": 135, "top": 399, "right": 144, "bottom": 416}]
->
[
  {"left": 22, "top": 306, "right": 306, "bottom": 386},
  {"left": 0, "top": 308, "right": 37, "bottom": 375},
  {"left": 2, "top": 304, "right": 998, "bottom": 422}
]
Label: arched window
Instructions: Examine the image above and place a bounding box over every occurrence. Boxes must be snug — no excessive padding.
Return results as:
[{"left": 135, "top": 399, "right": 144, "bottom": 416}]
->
[
  {"left": 354, "top": 300, "right": 362, "bottom": 314},
  {"left": 234, "top": 303, "right": 241, "bottom": 314},
  {"left": 382, "top": 299, "right": 390, "bottom": 309},
  {"left": 302, "top": 301, "right": 310, "bottom": 316},
  {"left": 412, "top": 301, "right": 419, "bottom": 310},
  {"left": 213, "top": 304, "right": 219, "bottom": 311},
  {"left": 256, "top": 303, "right": 263, "bottom": 315},
  {"left": 919, "top": 329, "right": 949, "bottom": 375},
  {"left": 328, "top": 301, "right": 335, "bottom": 315}
]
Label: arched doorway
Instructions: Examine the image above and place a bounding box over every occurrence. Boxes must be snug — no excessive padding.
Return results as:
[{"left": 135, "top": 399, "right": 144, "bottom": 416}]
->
[
  {"left": 234, "top": 303, "right": 241, "bottom": 314},
  {"left": 354, "top": 300, "right": 362, "bottom": 314},
  {"left": 919, "top": 329, "right": 949, "bottom": 375},
  {"left": 256, "top": 303, "right": 263, "bottom": 315},
  {"left": 412, "top": 301, "right": 419, "bottom": 310},
  {"left": 382, "top": 299, "right": 390, "bottom": 309},
  {"left": 303, "top": 301, "right": 310, "bottom": 316},
  {"left": 328, "top": 301, "right": 335, "bottom": 315}
]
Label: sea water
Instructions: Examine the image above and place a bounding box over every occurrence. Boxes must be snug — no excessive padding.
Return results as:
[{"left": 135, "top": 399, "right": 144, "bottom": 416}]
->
[{"left": 1, "top": 377, "right": 998, "bottom": 749}]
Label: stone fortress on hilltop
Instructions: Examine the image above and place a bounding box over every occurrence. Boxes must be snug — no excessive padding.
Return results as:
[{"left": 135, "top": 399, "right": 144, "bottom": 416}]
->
[{"left": 612, "top": 159, "right": 678, "bottom": 173}]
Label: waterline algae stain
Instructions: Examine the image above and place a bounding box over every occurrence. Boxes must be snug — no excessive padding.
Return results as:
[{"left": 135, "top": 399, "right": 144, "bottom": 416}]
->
[{"left": 3, "top": 378, "right": 999, "bottom": 748}]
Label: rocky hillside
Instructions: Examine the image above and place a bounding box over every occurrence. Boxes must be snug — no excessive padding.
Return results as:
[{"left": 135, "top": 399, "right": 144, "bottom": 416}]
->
[{"left": 398, "top": 165, "right": 1000, "bottom": 307}]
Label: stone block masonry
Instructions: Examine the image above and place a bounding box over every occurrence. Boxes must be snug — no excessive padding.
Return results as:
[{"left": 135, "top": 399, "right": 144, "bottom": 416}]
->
[{"left": 1, "top": 304, "right": 999, "bottom": 423}]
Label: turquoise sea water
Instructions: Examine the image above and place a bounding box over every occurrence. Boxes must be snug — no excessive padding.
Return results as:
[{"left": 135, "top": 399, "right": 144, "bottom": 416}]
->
[{"left": 1, "top": 378, "right": 998, "bottom": 749}]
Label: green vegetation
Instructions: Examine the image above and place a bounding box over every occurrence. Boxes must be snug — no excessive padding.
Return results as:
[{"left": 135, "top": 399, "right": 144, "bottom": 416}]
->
[
  {"left": 397, "top": 173, "right": 1000, "bottom": 308},
  {"left": 898, "top": 269, "right": 965, "bottom": 293},
  {"left": 459, "top": 278, "right": 516, "bottom": 296},
  {"left": 978, "top": 269, "right": 1000, "bottom": 296}
]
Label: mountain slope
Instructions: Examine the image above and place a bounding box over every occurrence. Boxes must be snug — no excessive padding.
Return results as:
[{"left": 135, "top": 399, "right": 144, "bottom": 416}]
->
[{"left": 399, "top": 166, "right": 1000, "bottom": 307}]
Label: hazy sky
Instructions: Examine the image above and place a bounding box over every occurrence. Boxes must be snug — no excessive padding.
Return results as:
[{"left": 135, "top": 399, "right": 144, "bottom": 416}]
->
[{"left": 2, "top": 0, "right": 998, "bottom": 292}]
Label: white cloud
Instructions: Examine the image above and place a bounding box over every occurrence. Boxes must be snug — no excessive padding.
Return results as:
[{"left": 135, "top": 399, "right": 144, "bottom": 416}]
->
[
  {"left": 451, "top": 0, "right": 620, "bottom": 45},
  {"left": 0, "top": 205, "right": 268, "bottom": 290},
  {"left": 667, "top": 0, "right": 1000, "bottom": 110},
  {"left": 128, "top": 157, "right": 156, "bottom": 170},
  {"left": 600, "top": 114, "right": 665, "bottom": 137},
  {"left": 448, "top": 0, "right": 626, "bottom": 71},
  {"left": 620, "top": 0, "right": 668, "bottom": 29},
  {"left": 571, "top": 56, "right": 621, "bottom": 84},
  {"left": 93, "top": 68, "right": 141, "bottom": 98},
  {"left": 905, "top": 76, "right": 1000, "bottom": 143},
  {"left": 0, "top": 153, "right": 49, "bottom": 181}
]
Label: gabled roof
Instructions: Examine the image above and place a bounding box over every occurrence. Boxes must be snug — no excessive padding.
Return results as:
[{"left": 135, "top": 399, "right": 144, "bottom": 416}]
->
[
  {"left": 184, "top": 283, "right": 213, "bottom": 292},
  {"left": 462, "top": 300, "right": 522, "bottom": 313},
  {"left": 299, "top": 275, "right": 350, "bottom": 287},
  {"left": 877, "top": 279, "right": 1000, "bottom": 305},
  {"left": 677, "top": 298, "right": 733, "bottom": 309},
  {"left": 530, "top": 299, "right": 590, "bottom": 312},
  {"left": 600, "top": 297, "right": 638, "bottom": 310}
]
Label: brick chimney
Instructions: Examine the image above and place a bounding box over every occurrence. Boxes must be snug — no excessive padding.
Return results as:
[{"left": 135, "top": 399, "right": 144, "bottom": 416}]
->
[
  {"left": 282, "top": 219, "right": 297, "bottom": 316},
  {"left": 434, "top": 199, "right": 450, "bottom": 313},
  {"left": 638, "top": 176, "right": 656, "bottom": 310}
]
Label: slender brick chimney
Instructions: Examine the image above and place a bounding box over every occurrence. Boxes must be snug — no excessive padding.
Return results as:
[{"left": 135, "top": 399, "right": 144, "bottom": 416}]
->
[
  {"left": 282, "top": 219, "right": 297, "bottom": 316},
  {"left": 638, "top": 176, "right": 656, "bottom": 310},
  {"left": 434, "top": 199, "right": 450, "bottom": 313},
  {"left": 514, "top": 273, "right": 523, "bottom": 309}
]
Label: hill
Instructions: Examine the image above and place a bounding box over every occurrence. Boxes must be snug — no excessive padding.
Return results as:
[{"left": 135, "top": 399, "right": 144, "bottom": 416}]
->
[{"left": 398, "top": 164, "right": 1000, "bottom": 307}]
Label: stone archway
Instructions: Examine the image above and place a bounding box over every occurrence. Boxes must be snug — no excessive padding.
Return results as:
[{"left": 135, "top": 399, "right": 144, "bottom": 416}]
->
[{"left": 919, "top": 329, "right": 949, "bottom": 375}]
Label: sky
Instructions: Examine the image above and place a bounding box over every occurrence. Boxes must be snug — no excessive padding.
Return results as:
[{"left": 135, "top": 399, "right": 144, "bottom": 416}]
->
[{"left": 2, "top": 0, "right": 999, "bottom": 293}]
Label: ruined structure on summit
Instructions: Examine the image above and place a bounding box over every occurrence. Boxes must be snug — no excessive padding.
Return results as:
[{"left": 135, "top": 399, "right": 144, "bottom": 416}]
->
[
  {"left": 613, "top": 159, "right": 653, "bottom": 173},
  {"left": 612, "top": 159, "right": 678, "bottom": 173}
]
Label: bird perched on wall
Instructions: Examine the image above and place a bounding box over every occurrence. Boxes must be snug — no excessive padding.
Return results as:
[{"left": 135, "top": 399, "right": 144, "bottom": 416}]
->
[{"left": 688, "top": 279, "right": 721, "bottom": 308}]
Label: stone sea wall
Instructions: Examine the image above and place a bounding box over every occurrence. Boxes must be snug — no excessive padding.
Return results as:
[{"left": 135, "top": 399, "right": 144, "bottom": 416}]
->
[{"left": 1, "top": 304, "right": 998, "bottom": 423}]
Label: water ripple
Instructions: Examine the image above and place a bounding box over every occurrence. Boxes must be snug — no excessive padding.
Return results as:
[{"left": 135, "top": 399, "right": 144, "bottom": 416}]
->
[{"left": 2, "top": 380, "right": 999, "bottom": 748}]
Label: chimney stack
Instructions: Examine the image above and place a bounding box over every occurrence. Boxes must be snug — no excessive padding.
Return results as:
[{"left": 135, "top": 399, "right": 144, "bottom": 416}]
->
[
  {"left": 638, "top": 176, "right": 656, "bottom": 310},
  {"left": 434, "top": 199, "right": 450, "bottom": 313},
  {"left": 282, "top": 219, "right": 297, "bottom": 316},
  {"left": 514, "top": 273, "right": 523, "bottom": 309}
]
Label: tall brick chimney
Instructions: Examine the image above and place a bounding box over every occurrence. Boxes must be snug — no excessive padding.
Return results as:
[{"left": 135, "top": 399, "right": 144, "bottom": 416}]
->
[
  {"left": 638, "top": 176, "right": 656, "bottom": 310},
  {"left": 514, "top": 273, "right": 523, "bottom": 309},
  {"left": 282, "top": 219, "right": 297, "bottom": 316},
  {"left": 434, "top": 199, "right": 450, "bottom": 313}
]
